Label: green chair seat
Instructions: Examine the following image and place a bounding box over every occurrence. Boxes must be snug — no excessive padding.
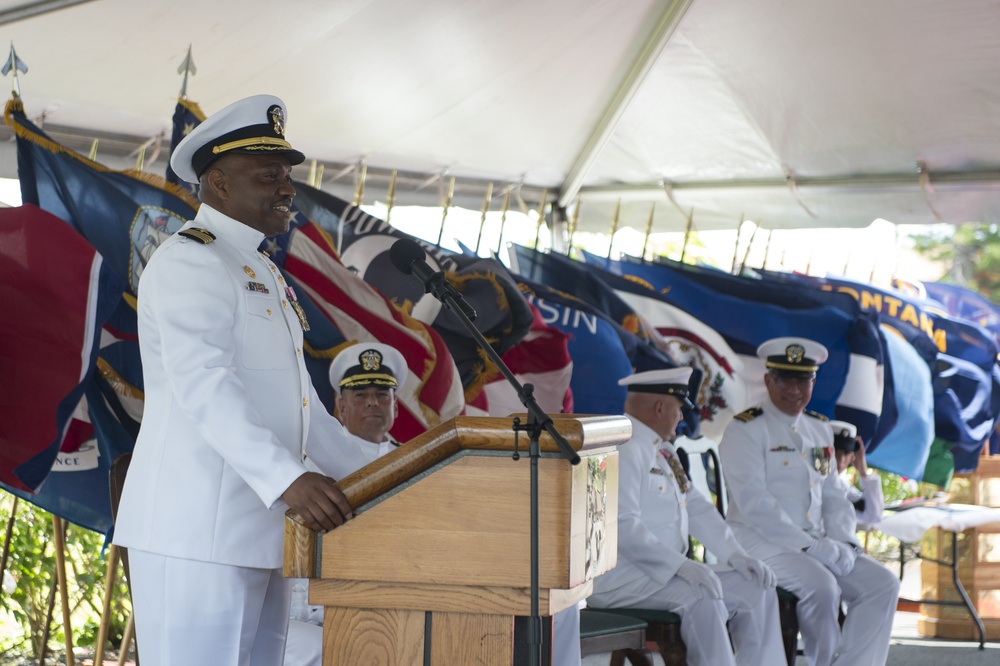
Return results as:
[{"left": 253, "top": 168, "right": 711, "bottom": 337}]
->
[
  {"left": 588, "top": 606, "right": 682, "bottom": 625},
  {"left": 579, "top": 609, "right": 648, "bottom": 638}
]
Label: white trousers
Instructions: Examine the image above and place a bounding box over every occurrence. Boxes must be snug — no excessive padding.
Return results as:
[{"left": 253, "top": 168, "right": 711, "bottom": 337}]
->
[
  {"left": 765, "top": 552, "right": 899, "bottom": 666},
  {"left": 588, "top": 568, "right": 785, "bottom": 666},
  {"left": 128, "top": 549, "right": 291, "bottom": 666},
  {"left": 285, "top": 619, "right": 323, "bottom": 666},
  {"left": 552, "top": 604, "right": 582, "bottom": 666}
]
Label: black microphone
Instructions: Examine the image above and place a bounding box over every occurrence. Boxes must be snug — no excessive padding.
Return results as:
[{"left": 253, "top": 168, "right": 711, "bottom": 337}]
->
[{"left": 389, "top": 238, "right": 477, "bottom": 322}]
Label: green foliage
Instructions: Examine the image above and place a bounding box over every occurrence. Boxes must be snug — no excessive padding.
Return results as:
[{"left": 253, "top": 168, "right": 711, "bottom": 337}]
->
[
  {"left": 911, "top": 223, "right": 1000, "bottom": 301},
  {"left": 0, "top": 492, "right": 131, "bottom": 662}
]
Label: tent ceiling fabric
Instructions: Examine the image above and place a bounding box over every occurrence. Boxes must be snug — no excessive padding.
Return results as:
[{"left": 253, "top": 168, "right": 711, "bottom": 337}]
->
[{"left": 0, "top": 0, "right": 998, "bottom": 233}]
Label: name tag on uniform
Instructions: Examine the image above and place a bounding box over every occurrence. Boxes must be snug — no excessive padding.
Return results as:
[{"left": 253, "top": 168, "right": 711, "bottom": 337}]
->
[
  {"left": 246, "top": 281, "right": 270, "bottom": 294},
  {"left": 769, "top": 445, "right": 796, "bottom": 452},
  {"left": 649, "top": 467, "right": 667, "bottom": 476}
]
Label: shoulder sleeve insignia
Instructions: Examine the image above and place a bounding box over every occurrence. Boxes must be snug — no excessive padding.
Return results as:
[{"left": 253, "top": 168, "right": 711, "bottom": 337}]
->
[
  {"left": 804, "top": 409, "right": 829, "bottom": 422},
  {"left": 734, "top": 407, "right": 763, "bottom": 422},
  {"left": 178, "top": 228, "right": 216, "bottom": 244}
]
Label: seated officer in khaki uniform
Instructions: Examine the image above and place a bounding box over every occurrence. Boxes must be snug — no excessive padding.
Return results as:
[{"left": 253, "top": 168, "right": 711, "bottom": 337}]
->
[{"left": 719, "top": 337, "right": 899, "bottom": 666}]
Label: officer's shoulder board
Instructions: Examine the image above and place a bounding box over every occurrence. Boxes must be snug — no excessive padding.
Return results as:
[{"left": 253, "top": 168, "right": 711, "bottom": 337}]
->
[
  {"left": 177, "top": 228, "right": 216, "bottom": 244},
  {"left": 804, "top": 409, "right": 829, "bottom": 422},
  {"left": 734, "top": 407, "right": 763, "bottom": 423}
]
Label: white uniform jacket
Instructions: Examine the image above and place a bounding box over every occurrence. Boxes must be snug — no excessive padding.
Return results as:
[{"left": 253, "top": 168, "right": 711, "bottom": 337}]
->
[
  {"left": 719, "top": 397, "right": 859, "bottom": 560},
  {"left": 114, "top": 204, "right": 368, "bottom": 569},
  {"left": 841, "top": 473, "right": 884, "bottom": 529},
  {"left": 593, "top": 415, "right": 745, "bottom": 597}
]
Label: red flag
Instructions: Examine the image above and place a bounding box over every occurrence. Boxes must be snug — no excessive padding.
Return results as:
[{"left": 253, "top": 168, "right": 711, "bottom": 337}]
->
[
  {"left": 283, "top": 221, "right": 465, "bottom": 440},
  {"left": 0, "top": 204, "right": 124, "bottom": 491}
]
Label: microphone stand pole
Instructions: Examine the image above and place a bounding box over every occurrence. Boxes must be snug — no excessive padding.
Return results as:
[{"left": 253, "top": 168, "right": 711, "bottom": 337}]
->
[{"left": 424, "top": 273, "right": 579, "bottom": 666}]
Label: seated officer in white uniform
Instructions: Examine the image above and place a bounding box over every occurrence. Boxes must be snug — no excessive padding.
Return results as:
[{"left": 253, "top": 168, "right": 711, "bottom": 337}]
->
[
  {"left": 285, "top": 341, "right": 406, "bottom": 666},
  {"left": 588, "top": 367, "right": 785, "bottom": 666},
  {"left": 113, "top": 95, "right": 365, "bottom": 666},
  {"left": 829, "top": 420, "right": 884, "bottom": 529},
  {"left": 719, "top": 337, "right": 899, "bottom": 666}
]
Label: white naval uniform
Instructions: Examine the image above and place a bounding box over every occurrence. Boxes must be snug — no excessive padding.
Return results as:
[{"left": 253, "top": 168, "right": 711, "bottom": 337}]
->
[
  {"left": 285, "top": 432, "right": 399, "bottom": 666},
  {"left": 841, "top": 472, "right": 884, "bottom": 529},
  {"left": 589, "top": 415, "right": 784, "bottom": 666},
  {"left": 114, "top": 204, "right": 369, "bottom": 666},
  {"left": 719, "top": 396, "right": 899, "bottom": 666}
]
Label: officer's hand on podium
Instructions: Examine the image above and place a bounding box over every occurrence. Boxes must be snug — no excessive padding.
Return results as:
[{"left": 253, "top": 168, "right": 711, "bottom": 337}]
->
[
  {"left": 728, "top": 552, "right": 777, "bottom": 589},
  {"left": 282, "top": 472, "right": 354, "bottom": 533},
  {"left": 676, "top": 560, "right": 724, "bottom": 600}
]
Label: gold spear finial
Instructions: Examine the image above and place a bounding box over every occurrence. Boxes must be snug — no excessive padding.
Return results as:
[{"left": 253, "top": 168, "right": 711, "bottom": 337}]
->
[
  {"left": 532, "top": 189, "right": 549, "bottom": 250},
  {"left": 606, "top": 198, "right": 621, "bottom": 259},
  {"left": 473, "top": 182, "right": 494, "bottom": 255},
  {"left": 352, "top": 162, "right": 367, "bottom": 207},
  {"left": 436, "top": 176, "right": 455, "bottom": 246},
  {"left": 640, "top": 203, "right": 655, "bottom": 262},
  {"left": 385, "top": 169, "right": 398, "bottom": 224}
]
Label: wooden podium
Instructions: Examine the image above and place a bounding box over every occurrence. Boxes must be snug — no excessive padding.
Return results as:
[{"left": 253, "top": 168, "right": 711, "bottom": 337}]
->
[{"left": 284, "top": 415, "right": 629, "bottom": 665}]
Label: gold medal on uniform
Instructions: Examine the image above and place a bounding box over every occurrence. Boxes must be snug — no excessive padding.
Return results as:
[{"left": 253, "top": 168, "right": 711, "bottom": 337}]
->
[
  {"left": 811, "top": 446, "right": 833, "bottom": 475},
  {"left": 658, "top": 449, "right": 689, "bottom": 493},
  {"left": 284, "top": 286, "right": 310, "bottom": 331}
]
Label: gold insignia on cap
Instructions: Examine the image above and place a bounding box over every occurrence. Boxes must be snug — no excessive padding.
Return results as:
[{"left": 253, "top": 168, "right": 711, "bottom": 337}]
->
[
  {"left": 360, "top": 349, "right": 383, "bottom": 372},
  {"left": 785, "top": 344, "right": 805, "bottom": 364},
  {"left": 268, "top": 104, "right": 286, "bottom": 137},
  {"left": 243, "top": 265, "right": 256, "bottom": 278}
]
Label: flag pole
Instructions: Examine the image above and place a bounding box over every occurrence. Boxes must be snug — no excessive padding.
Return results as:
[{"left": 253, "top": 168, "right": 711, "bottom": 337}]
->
[
  {"left": 134, "top": 144, "right": 146, "bottom": 172},
  {"left": 678, "top": 207, "right": 694, "bottom": 264},
  {"left": 0, "top": 496, "right": 17, "bottom": 583},
  {"left": 2, "top": 42, "right": 28, "bottom": 98},
  {"left": 307, "top": 159, "right": 318, "bottom": 187},
  {"left": 93, "top": 545, "right": 122, "bottom": 666},
  {"left": 474, "top": 182, "right": 494, "bottom": 255},
  {"left": 494, "top": 185, "right": 512, "bottom": 256},
  {"left": 177, "top": 45, "right": 196, "bottom": 99},
  {"left": 385, "top": 169, "right": 398, "bottom": 225},
  {"left": 352, "top": 163, "right": 367, "bottom": 207},
  {"left": 532, "top": 189, "right": 549, "bottom": 250},
  {"left": 606, "top": 198, "right": 621, "bottom": 259},
  {"left": 52, "top": 515, "right": 75, "bottom": 666},
  {"left": 640, "top": 203, "right": 655, "bottom": 263},
  {"left": 436, "top": 176, "right": 455, "bottom": 247},
  {"left": 760, "top": 228, "right": 772, "bottom": 270},
  {"left": 730, "top": 213, "right": 745, "bottom": 274},
  {"left": 88, "top": 139, "right": 99, "bottom": 161},
  {"left": 566, "top": 196, "right": 581, "bottom": 256},
  {"left": 738, "top": 221, "right": 758, "bottom": 276},
  {"left": 38, "top": 561, "right": 58, "bottom": 666}
]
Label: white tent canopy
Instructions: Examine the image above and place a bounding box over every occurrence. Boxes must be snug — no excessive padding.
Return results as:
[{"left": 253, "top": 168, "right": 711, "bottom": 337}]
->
[{"left": 0, "top": 0, "right": 997, "bottom": 233}]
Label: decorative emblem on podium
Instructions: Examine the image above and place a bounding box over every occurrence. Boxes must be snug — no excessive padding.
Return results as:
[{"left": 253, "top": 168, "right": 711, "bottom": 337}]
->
[{"left": 586, "top": 456, "right": 609, "bottom": 576}]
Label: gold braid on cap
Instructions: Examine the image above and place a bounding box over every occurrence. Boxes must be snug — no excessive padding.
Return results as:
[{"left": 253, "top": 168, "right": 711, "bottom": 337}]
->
[{"left": 212, "top": 136, "right": 294, "bottom": 154}]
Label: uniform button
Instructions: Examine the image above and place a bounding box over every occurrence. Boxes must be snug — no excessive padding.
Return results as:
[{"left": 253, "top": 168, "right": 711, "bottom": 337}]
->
[
  {"left": 266, "top": 309, "right": 272, "bottom": 316},
  {"left": 806, "top": 513, "right": 812, "bottom": 519},
  {"left": 784, "top": 461, "right": 789, "bottom": 466},
  {"left": 279, "top": 276, "right": 286, "bottom": 285},
  {"left": 791, "top": 426, "right": 797, "bottom": 433},
  {"left": 801, "top": 453, "right": 807, "bottom": 459},
  {"left": 296, "top": 348, "right": 302, "bottom": 356},
  {"left": 302, "top": 398, "right": 308, "bottom": 408},
  {"left": 810, "top": 482, "right": 814, "bottom": 488},
  {"left": 282, "top": 299, "right": 289, "bottom": 309},
  {"left": 270, "top": 265, "right": 277, "bottom": 272}
]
